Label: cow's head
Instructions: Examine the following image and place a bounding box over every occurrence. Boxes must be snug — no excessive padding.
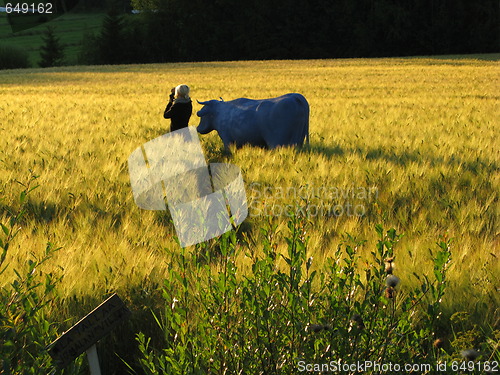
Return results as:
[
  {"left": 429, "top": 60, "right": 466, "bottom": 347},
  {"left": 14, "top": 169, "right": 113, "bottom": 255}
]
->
[{"left": 196, "top": 100, "right": 219, "bottom": 134}]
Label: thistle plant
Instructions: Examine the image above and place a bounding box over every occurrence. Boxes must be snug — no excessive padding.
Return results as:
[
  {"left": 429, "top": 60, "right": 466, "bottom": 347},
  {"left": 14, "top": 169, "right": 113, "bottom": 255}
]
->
[{"left": 133, "top": 211, "right": 476, "bottom": 374}]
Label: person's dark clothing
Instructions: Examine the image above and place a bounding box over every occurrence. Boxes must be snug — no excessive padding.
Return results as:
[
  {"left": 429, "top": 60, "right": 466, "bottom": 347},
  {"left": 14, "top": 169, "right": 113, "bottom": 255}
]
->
[{"left": 164, "top": 98, "right": 192, "bottom": 132}]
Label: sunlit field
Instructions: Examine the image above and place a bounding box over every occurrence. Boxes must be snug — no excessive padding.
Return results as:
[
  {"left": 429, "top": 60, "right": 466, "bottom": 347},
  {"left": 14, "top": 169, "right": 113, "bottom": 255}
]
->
[{"left": 0, "top": 57, "right": 498, "bottom": 371}]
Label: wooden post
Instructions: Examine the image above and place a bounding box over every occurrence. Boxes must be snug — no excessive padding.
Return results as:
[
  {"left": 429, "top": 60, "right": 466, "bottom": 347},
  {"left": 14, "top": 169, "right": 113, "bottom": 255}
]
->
[{"left": 86, "top": 344, "right": 102, "bottom": 375}]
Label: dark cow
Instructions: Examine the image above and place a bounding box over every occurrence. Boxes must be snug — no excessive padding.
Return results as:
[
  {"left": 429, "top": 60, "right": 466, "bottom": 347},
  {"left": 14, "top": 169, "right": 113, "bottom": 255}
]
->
[{"left": 196, "top": 93, "right": 309, "bottom": 149}]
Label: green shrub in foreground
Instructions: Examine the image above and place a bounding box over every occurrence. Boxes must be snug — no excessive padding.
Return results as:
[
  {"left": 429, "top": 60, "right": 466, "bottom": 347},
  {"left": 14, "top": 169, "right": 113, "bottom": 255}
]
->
[{"left": 133, "top": 212, "right": 498, "bottom": 374}]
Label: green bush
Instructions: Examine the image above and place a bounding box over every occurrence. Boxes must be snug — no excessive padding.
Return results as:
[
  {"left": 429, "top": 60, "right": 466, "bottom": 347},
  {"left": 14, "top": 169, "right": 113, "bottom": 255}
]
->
[
  {"left": 132, "top": 212, "right": 498, "bottom": 374},
  {"left": 0, "top": 44, "right": 30, "bottom": 70}
]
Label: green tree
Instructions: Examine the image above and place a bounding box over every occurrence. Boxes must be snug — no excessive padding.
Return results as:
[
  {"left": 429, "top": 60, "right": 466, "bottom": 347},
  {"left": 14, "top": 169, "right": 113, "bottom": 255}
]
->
[
  {"left": 38, "top": 26, "right": 64, "bottom": 67},
  {"left": 95, "top": 0, "right": 499, "bottom": 62},
  {"left": 98, "top": 12, "right": 126, "bottom": 64}
]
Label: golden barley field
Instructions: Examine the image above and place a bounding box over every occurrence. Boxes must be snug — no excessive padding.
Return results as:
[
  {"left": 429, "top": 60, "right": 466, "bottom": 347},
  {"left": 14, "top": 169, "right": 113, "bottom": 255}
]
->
[{"left": 0, "top": 57, "right": 498, "bottom": 325}]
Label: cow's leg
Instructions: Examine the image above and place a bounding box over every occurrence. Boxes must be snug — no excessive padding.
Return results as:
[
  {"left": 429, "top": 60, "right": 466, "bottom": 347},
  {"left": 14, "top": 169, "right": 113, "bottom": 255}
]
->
[
  {"left": 266, "top": 141, "right": 279, "bottom": 149},
  {"left": 223, "top": 142, "right": 231, "bottom": 154}
]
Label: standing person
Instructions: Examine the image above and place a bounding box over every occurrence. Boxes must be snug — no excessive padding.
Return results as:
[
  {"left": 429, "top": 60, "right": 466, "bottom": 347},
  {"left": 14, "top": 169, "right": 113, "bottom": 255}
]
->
[{"left": 163, "top": 84, "right": 192, "bottom": 132}]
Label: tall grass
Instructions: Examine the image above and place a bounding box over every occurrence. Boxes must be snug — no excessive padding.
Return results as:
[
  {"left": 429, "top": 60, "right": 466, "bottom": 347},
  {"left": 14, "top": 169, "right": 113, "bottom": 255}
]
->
[
  {"left": 0, "top": 57, "right": 498, "bottom": 371},
  {"left": 3, "top": 180, "right": 498, "bottom": 373}
]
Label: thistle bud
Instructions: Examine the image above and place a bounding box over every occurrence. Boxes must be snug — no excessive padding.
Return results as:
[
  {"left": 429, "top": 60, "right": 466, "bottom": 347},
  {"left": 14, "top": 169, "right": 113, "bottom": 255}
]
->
[
  {"left": 385, "top": 286, "right": 396, "bottom": 299},
  {"left": 386, "top": 275, "right": 400, "bottom": 288},
  {"left": 384, "top": 256, "right": 395, "bottom": 274},
  {"left": 461, "top": 349, "right": 479, "bottom": 361}
]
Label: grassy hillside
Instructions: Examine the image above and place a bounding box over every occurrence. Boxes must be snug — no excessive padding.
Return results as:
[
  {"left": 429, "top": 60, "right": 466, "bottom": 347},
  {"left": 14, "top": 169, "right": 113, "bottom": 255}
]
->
[
  {"left": 0, "top": 57, "right": 498, "bottom": 372},
  {"left": 0, "top": 11, "right": 105, "bottom": 66}
]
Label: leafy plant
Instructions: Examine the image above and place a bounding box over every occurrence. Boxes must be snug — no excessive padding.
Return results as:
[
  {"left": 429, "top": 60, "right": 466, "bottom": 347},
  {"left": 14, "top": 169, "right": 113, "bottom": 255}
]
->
[
  {"left": 0, "top": 173, "right": 83, "bottom": 374},
  {"left": 132, "top": 210, "right": 491, "bottom": 374}
]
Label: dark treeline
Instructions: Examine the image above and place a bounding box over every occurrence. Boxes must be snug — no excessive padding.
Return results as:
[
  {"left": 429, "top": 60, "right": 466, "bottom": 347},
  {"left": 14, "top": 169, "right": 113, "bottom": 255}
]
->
[
  {"left": 81, "top": 0, "right": 498, "bottom": 64},
  {"left": 73, "top": 0, "right": 131, "bottom": 12}
]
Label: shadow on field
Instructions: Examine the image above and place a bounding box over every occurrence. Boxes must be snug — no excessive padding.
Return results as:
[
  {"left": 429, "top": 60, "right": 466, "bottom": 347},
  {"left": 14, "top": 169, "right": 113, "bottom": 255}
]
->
[
  {"left": 302, "top": 144, "right": 498, "bottom": 174},
  {"left": 304, "top": 144, "right": 345, "bottom": 157},
  {"left": 0, "top": 198, "right": 59, "bottom": 224},
  {"left": 200, "top": 139, "right": 497, "bottom": 175},
  {"left": 303, "top": 143, "right": 424, "bottom": 166}
]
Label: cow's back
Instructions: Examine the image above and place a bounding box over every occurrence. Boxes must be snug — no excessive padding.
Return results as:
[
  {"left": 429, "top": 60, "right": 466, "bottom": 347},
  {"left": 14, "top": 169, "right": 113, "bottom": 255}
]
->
[{"left": 257, "top": 93, "right": 309, "bottom": 147}]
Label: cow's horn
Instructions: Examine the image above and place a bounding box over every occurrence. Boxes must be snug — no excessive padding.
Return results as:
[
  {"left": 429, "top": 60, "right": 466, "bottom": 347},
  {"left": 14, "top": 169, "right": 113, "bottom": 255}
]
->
[{"left": 197, "top": 99, "right": 210, "bottom": 105}]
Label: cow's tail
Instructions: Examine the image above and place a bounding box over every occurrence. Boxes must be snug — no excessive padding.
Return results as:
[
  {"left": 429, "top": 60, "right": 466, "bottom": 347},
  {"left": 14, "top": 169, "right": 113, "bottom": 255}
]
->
[
  {"left": 305, "top": 116, "right": 310, "bottom": 147},
  {"left": 304, "top": 99, "right": 310, "bottom": 147}
]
